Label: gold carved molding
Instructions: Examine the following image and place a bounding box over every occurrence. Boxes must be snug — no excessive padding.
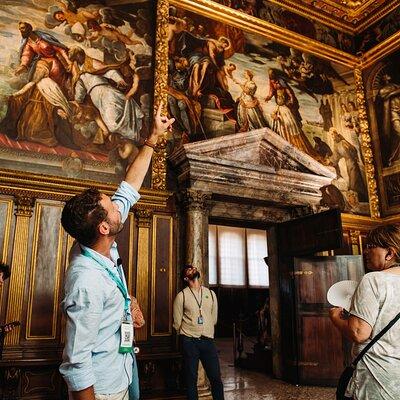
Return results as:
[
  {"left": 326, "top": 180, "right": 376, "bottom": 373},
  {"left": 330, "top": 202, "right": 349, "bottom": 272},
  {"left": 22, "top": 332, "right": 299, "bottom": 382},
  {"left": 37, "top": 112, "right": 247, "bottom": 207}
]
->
[
  {"left": 0, "top": 169, "right": 170, "bottom": 209},
  {"left": 360, "top": 31, "right": 400, "bottom": 70},
  {"left": 267, "top": 0, "right": 399, "bottom": 34},
  {"left": 4, "top": 196, "right": 35, "bottom": 346},
  {"left": 151, "top": 0, "right": 169, "bottom": 191},
  {"left": 354, "top": 68, "right": 380, "bottom": 219},
  {"left": 134, "top": 209, "right": 152, "bottom": 342}
]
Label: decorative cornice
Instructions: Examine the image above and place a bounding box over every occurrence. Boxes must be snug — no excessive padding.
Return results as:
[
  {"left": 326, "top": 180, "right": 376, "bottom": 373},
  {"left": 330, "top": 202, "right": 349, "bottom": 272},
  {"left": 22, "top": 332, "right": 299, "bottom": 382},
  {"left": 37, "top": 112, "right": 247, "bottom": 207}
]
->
[
  {"left": 0, "top": 169, "right": 170, "bottom": 209},
  {"left": 354, "top": 68, "right": 380, "bottom": 219},
  {"left": 14, "top": 195, "right": 35, "bottom": 218}
]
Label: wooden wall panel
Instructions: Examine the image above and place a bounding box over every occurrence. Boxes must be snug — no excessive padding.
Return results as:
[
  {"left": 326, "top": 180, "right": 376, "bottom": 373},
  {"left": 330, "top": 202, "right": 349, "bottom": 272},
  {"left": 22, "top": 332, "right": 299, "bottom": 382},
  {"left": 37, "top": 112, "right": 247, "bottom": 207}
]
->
[
  {"left": 151, "top": 215, "right": 173, "bottom": 336},
  {"left": 115, "top": 212, "right": 136, "bottom": 294},
  {"left": 0, "top": 198, "right": 14, "bottom": 325},
  {"left": 26, "top": 201, "right": 63, "bottom": 340}
]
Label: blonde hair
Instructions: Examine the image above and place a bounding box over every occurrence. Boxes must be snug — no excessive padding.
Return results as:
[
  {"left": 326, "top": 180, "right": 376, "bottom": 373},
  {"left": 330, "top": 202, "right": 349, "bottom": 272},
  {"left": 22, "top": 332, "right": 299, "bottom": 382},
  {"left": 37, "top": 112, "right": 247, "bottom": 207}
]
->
[{"left": 367, "top": 224, "right": 400, "bottom": 263}]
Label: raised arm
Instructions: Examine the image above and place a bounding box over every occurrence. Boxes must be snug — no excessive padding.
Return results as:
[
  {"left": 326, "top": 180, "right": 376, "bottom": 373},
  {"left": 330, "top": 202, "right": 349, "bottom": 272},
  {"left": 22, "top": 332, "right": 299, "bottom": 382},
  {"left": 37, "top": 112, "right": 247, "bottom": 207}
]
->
[{"left": 124, "top": 102, "right": 174, "bottom": 191}]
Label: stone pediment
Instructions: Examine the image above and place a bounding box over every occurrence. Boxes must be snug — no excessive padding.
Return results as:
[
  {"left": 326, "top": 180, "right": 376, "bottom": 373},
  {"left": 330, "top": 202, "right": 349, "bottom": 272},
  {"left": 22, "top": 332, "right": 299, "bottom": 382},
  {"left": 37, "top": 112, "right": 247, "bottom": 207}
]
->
[{"left": 169, "top": 128, "right": 336, "bottom": 208}]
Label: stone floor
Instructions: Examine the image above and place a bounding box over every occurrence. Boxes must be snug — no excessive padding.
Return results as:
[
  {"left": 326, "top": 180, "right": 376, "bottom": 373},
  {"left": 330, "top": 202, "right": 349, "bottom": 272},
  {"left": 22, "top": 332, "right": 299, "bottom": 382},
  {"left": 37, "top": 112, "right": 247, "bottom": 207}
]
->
[{"left": 215, "top": 339, "right": 335, "bottom": 400}]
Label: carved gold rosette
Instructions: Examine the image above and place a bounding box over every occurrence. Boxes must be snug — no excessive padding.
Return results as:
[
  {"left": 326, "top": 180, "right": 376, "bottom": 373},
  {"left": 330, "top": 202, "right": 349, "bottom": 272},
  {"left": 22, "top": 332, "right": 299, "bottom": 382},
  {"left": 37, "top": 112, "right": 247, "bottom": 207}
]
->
[
  {"left": 151, "top": 0, "right": 169, "bottom": 191},
  {"left": 354, "top": 68, "right": 380, "bottom": 219}
]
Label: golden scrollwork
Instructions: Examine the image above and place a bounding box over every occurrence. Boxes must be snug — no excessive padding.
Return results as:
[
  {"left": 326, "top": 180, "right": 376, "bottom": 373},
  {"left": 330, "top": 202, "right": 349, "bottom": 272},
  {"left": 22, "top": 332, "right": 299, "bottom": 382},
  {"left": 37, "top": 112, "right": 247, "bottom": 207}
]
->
[
  {"left": 354, "top": 68, "right": 380, "bottom": 219},
  {"left": 349, "top": 229, "right": 361, "bottom": 245},
  {"left": 151, "top": 0, "right": 169, "bottom": 191}
]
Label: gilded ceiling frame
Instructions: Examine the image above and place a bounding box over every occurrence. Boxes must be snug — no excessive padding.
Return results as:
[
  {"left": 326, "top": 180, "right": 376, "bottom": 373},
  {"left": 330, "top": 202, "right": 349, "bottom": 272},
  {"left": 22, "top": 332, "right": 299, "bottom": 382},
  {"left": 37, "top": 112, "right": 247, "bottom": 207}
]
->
[{"left": 266, "top": 0, "right": 399, "bottom": 35}]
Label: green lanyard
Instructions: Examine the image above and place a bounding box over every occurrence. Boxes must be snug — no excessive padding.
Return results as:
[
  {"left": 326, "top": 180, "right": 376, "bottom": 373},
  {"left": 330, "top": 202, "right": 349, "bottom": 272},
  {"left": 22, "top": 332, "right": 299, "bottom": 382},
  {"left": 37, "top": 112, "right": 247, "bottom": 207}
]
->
[{"left": 81, "top": 248, "right": 130, "bottom": 313}]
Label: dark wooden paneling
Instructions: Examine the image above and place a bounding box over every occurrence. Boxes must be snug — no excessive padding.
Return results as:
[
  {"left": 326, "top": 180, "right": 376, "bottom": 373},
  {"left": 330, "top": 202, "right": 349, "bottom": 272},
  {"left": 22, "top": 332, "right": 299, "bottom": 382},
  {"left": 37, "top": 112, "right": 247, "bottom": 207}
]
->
[
  {"left": 152, "top": 216, "right": 172, "bottom": 335},
  {"left": 27, "top": 203, "right": 63, "bottom": 339},
  {"left": 115, "top": 212, "right": 136, "bottom": 294},
  {"left": 299, "top": 315, "right": 345, "bottom": 384},
  {"left": 294, "top": 256, "right": 364, "bottom": 385}
]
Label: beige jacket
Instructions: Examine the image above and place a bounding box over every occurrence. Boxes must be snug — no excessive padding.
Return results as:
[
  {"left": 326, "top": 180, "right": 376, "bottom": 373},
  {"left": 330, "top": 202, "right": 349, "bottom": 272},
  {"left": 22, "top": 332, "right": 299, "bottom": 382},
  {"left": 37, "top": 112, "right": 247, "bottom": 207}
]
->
[{"left": 173, "top": 286, "right": 218, "bottom": 338}]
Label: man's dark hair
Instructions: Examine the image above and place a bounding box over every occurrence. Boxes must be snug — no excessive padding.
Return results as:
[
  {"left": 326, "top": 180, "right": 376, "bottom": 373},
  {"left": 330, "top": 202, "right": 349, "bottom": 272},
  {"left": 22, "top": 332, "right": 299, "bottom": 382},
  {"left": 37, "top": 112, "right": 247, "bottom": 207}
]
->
[
  {"left": 180, "top": 265, "right": 193, "bottom": 281},
  {"left": 0, "top": 263, "right": 10, "bottom": 280},
  {"left": 61, "top": 188, "right": 108, "bottom": 247}
]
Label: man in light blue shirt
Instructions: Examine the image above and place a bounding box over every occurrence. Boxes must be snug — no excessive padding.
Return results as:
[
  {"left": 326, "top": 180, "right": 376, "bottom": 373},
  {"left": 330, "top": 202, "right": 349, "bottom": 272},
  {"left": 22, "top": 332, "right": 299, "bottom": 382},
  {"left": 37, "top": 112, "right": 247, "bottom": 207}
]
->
[{"left": 60, "top": 104, "right": 174, "bottom": 400}]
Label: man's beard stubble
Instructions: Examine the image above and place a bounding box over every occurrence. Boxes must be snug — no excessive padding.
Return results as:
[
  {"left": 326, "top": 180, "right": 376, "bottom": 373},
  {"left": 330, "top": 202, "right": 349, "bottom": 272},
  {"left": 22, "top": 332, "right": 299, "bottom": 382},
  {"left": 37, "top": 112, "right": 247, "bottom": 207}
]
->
[{"left": 107, "top": 219, "right": 124, "bottom": 236}]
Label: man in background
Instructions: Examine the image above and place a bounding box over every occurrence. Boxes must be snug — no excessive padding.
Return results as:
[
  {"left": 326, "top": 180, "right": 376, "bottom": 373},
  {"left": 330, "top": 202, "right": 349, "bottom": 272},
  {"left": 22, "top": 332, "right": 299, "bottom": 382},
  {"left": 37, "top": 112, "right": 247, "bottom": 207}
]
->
[{"left": 173, "top": 265, "right": 224, "bottom": 400}]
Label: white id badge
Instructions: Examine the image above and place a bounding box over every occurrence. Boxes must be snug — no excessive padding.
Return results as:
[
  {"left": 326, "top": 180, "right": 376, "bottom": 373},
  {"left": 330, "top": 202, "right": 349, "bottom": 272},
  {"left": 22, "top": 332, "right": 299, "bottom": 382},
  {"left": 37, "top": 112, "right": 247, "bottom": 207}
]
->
[{"left": 119, "top": 321, "right": 133, "bottom": 353}]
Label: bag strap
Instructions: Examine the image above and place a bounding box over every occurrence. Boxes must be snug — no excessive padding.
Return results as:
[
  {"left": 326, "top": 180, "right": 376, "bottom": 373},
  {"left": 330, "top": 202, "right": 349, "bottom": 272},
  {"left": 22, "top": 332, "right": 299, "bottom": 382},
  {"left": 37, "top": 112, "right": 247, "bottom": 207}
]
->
[{"left": 352, "top": 311, "right": 400, "bottom": 366}]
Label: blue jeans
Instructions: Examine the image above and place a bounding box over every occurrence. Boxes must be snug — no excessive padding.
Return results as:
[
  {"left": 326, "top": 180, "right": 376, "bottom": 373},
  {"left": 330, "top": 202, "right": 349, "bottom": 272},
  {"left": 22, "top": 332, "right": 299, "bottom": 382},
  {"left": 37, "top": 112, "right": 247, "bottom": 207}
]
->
[
  {"left": 128, "top": 355, "right": 140, "bottom": 400},
  {"left": 181, "top": 336, "right": 224, "bottom": 400}
]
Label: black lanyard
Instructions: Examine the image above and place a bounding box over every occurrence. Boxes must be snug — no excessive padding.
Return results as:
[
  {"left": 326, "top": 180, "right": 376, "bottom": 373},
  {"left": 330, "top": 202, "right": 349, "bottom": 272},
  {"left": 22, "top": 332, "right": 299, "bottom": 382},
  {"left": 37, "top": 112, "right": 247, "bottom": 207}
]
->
[{"left": 189, "top": 287, "right": 203, "bottom": 315}]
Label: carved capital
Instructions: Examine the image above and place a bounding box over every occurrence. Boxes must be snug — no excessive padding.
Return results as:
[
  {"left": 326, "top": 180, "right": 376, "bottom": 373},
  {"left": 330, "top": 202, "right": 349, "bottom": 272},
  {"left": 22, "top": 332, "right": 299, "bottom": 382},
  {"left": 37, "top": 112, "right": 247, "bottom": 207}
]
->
[
  {"left": 14, "top": 195, "right": 35, "bottom": 217},
  {"left": 179, "top": 189, "right": 212, "bottom": 212},
  {"left": 134, "top": 209, "right": 152, "bottom": 228}
]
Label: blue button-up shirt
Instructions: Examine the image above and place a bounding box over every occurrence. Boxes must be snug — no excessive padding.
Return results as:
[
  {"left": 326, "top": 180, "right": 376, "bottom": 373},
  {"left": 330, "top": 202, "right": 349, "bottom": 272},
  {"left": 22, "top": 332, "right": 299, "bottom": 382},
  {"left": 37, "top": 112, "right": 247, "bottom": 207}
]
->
[{"left": 60, "top": 181, "right": 140, "bottom": 394}]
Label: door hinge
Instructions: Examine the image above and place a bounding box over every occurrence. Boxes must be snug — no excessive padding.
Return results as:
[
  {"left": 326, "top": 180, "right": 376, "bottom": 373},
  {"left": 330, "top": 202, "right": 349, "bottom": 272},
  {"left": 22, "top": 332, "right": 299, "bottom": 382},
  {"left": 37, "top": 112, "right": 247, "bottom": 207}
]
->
[{"left": 290, "top": 270, "right": 313, "bottom": 277}]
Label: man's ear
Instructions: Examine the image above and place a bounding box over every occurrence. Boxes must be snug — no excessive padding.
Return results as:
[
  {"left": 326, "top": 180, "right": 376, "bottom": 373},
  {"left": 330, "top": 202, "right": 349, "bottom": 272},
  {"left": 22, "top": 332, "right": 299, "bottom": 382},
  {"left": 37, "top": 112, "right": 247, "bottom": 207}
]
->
[
  {"left": 386, "top": 247, "right": 396, "bottom": 261},
  {"left": 98, "top": 220, "right": 109, "bottom": 235}
]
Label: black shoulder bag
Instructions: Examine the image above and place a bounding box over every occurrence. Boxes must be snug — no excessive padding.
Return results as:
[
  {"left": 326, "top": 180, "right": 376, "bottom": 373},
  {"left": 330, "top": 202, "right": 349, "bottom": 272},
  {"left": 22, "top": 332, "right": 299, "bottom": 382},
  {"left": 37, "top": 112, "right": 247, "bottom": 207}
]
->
[{"left": 336, "top": 311, "right": 400, "bottom": 400}]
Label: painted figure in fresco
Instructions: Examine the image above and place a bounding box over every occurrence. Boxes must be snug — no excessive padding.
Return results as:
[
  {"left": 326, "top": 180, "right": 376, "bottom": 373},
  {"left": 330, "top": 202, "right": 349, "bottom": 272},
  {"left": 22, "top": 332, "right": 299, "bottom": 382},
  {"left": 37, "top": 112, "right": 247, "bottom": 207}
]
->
[
  {"left": 50, "top": 1, "right": 98, "bottom": 26},
  {"left": 313, "top": 136, "right": 332, "bottom": 161},
  {"left": 86, "top": 20, "right": 143, "bottom": 46},
  {"left": 180, "top": 33, "right": 232, "bottom": 100},
  {"left": 329, "top": 128, "right": 368, "bottom": 202},
  {"left": 233, "top": 69, "right": 269, "bottom": 132},
  {"left": 15, "top": 22, "right": 72, "bottom": 93},
  {"left": 265, "top": 68, "right": 318, "bottom": 157},
  {"left": 167, "top": 57, "right": 196, "bottom": 140},
  {"left": 319, "top": 99, "right": 333, "bottom": 132},
  {"left": 69, "top": 46, "right": 144, "bottom": 143},
  {"left": 377, "top": 73, "right": 400, "bottom": 167}
]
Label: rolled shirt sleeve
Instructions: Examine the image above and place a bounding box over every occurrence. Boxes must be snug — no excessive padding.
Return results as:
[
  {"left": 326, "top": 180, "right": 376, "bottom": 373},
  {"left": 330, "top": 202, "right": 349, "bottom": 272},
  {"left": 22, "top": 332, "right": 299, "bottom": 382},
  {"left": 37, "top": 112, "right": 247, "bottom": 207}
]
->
[
  {"left": 60, "top": 285, "right": 104, "bottom": 391},
  {"left": 112, "top": 181, "right": 140, "bottom": 224},
  {"left": 349, "top": 274, "right": 380, "bottom": 329}
]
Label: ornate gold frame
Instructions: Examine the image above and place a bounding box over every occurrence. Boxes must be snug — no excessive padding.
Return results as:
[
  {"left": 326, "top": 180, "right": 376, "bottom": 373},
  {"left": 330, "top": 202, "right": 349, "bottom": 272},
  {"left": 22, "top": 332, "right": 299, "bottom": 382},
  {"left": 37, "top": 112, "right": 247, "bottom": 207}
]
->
[{"left": 0, "top": 0, "right": 399, "bottom": 218}]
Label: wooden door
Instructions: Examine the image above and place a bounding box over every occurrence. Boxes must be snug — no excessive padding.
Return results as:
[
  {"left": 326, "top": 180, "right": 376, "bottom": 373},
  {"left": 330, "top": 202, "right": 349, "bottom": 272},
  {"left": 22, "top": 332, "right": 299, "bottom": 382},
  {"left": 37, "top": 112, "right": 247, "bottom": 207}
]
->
[
  {"left": 294, "top": 256, "right": 364, "bottom": 385},
  {"left": 276, "top": 209, "right": 343, "bottom": 383}
]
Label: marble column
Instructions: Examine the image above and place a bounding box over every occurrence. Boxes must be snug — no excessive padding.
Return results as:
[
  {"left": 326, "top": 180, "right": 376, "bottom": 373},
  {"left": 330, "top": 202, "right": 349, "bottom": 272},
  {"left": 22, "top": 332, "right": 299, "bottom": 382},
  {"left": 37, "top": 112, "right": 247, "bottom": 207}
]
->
[
  {"left": 181, "top": 189, "right": 212, "bottom": 284},
  {"left": 180, "top": 189, "right": 212, "bottom": 397}
]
